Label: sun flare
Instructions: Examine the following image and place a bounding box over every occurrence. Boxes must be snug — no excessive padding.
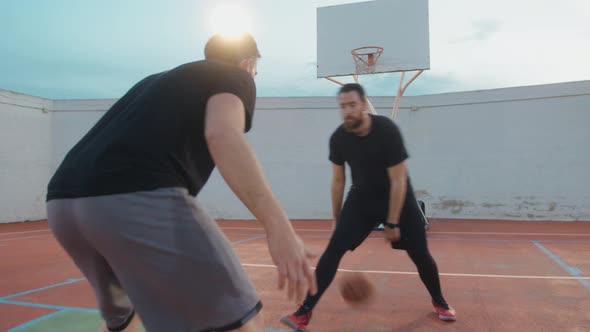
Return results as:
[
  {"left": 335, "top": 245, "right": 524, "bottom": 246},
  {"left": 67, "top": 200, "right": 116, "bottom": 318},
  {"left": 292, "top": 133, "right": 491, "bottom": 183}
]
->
[{"left": 208, "top": 3, "right": 254, "bottom": 37}]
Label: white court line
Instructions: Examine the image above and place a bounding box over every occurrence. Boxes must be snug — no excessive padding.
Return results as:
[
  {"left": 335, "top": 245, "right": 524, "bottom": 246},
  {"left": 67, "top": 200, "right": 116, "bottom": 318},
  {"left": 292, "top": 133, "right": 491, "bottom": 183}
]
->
[
  {"left": 0, "top": 231, "right": 266, "bottom": 243},
  {"left": 1, "top": 227, "right": 587, "bottom": 241},
  {"left": 241, "top": 263, "right": 590, "bottom": 280},
  {"left": 0, "top": 235, "right": 51, "bottom": 242},
  {"left": 221, "top": 227, "right": 331, "bottom": 232},
  {"left": 0, "top": 229, "right": 51, "bottom": 236},
  {"left": 2, "top": 226, "right": 588, "bottom": 237},
  {"left": 220, "top": 226, "right": 590, "bottom": 237},
  {"left": 0, "top": 231, "right": 520, "bottom": 244},
  {"left": 432, "top": 231, "right": 590, "bottom": 236}
]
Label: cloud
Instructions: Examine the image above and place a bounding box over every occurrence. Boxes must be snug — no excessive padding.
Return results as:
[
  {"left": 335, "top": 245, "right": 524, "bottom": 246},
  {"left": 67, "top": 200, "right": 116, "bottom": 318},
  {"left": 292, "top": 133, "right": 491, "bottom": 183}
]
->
[
  {"left": 255, "top": 54, "right": 463, "bottom": 97},
  {"left": 2, "top": 0, "right": 589, "bottom": 99},
  {"left": 428, "top": 0, "right": 590, "bottom": 91},
  {"left": 257, "top": 0, "right": 590, "bottom": 97},
  {"left": 451, "top": 20, "right": 501, "bottom": 43}
]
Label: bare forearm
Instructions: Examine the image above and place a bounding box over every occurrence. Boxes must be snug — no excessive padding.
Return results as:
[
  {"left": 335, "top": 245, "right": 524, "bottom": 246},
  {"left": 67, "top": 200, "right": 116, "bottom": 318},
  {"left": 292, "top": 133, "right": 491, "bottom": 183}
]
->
[
  {"left": 331, "top": 180, "right": 345, "bottom": 221},
  {"left": 387, "top": 177, "right": 407, "bottom": 224},
  {"left": 207, "top": 131, "right": 289, "bottom": 233}
]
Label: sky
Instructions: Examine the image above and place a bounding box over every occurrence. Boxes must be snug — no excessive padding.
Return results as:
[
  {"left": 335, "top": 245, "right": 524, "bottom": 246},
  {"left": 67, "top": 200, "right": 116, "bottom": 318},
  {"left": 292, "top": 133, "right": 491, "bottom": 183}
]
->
[{"left": 0, "top": 0, "right": 589, "bottom": 99}]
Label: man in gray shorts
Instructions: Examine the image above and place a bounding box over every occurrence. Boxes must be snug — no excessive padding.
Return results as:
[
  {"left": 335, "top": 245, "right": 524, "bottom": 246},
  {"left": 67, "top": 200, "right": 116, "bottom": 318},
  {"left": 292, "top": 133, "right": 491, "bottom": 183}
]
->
[{"left": 46, "top": 33, "right": 317, "bottom": 332}]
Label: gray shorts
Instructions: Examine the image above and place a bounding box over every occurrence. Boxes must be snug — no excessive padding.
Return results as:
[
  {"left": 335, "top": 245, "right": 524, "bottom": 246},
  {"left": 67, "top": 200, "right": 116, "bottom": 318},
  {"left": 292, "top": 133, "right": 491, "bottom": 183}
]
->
[{"left": 47, "top": 187, "right": 261, "bottom": 332}]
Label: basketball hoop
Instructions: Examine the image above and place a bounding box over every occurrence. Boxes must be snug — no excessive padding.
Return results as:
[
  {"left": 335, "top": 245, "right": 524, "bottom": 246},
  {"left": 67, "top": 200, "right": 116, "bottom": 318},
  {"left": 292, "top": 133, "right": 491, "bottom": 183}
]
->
[{"left": 351, "top": 46, "right": 383, "bottom": 75}]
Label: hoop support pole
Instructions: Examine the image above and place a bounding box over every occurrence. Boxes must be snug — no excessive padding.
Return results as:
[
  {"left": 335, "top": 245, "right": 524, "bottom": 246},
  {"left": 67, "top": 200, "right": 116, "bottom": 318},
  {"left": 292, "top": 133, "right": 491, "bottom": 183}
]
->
[{"left": 392, "top": 69, "right": 424, "bottom": 120}]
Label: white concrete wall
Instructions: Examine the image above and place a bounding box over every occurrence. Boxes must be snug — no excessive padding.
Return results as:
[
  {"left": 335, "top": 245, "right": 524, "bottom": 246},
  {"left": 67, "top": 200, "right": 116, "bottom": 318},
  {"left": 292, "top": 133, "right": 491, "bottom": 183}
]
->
[
  {"left": 393, "top": 81, "right": 590, "bottom": 221},
  {"left": 44, "top": 80, "right": 590, "bottom": 222},
  {"left": 0, "top": 90, "right": 52, "bottom": 222}
]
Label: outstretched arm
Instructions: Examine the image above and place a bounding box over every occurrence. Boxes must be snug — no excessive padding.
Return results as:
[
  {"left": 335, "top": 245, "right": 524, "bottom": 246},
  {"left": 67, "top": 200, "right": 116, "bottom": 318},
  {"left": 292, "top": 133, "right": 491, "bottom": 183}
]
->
[{"left": 205, "top": 93, "right": 317, "bottom": 303}]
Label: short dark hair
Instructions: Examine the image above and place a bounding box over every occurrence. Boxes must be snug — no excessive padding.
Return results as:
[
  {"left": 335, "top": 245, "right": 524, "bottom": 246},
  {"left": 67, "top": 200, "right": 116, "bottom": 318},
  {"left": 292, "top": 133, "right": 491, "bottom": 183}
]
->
[
  {"left": 204, "top": 33, "right": 261, "bottom": 65},
  {"left": 338, "top": 83, "right": 366, "bottom": 101}
]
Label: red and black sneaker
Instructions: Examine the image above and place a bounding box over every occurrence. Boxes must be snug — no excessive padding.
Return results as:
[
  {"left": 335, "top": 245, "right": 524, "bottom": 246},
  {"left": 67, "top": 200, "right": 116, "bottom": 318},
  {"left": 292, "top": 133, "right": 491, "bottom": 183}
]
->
[
  {"left": 280, "top": 309, "right": 312, "bottom": 330},
  {"left": 432, "top": 300, "right": 457, "bottom": 321}
]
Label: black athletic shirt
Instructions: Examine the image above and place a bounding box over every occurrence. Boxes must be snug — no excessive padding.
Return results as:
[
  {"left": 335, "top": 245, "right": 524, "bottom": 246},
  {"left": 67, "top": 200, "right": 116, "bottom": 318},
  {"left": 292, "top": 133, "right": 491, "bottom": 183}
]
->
[
  {"left": 329, "top": 114, "right": 409, "bottom": 196},
  {"left": 46, "top": 60, "right": 256, "bottom": 200}
]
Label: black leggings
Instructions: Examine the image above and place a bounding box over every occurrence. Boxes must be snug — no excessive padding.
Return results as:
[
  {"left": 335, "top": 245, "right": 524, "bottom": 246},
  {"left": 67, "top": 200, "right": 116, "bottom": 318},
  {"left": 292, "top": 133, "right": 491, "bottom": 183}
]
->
[{"left": 298, "top": 191, "right": 447, "bottom": 313}]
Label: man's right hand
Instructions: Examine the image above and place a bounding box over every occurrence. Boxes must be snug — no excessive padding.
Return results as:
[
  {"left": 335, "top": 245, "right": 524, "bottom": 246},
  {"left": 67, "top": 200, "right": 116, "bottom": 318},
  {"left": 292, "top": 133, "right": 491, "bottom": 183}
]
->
[
  {"left": 266, "top": 222, "right": 317, "bottom": 304},
  {"left": 205, "top": 94, "right": 317, "bottom": 303}
]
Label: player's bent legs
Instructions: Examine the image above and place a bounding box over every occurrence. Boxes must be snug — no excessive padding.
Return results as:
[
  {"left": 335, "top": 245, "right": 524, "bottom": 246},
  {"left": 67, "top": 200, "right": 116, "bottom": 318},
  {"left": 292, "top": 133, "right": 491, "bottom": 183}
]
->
[
  {"left": 47, "top": 200, "right": 136, "bottom": 332},
  {"left": 299, "top": 232, "right": 349, "bottom": 311},
  {"left": 405, "top": 243, "right": 447, "bottom": 307},
  {"left": 299, "top": 193, "right": 375, "bottom": 313},
  {"left": 54, "top": 187, "right": 262, "bottom": 332},
  {"left": 404, "top": 239, "right": 456, "bottom": 320}
]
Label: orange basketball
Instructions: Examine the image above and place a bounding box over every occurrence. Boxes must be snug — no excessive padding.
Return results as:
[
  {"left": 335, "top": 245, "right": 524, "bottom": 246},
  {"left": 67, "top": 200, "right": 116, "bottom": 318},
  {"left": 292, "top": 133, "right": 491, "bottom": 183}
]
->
[{"left": 338, "top": 273, "right": 375, "bottom": 308}]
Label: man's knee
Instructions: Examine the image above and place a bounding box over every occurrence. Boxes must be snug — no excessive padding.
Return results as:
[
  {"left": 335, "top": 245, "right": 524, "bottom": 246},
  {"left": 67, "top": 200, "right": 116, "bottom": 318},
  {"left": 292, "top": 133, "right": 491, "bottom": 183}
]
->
[
  {"left": 324, "top": 236, "right": 352, "bottom": 258},
  {"left": 406, "top": 245, "right": 432, "bottom": 262}
]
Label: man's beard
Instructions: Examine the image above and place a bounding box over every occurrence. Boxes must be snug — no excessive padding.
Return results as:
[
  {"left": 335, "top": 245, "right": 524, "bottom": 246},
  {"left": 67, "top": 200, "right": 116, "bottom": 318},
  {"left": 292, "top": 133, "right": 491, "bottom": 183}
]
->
[{"left": 343, "top": 117, "right": 363, "bottom": 131}]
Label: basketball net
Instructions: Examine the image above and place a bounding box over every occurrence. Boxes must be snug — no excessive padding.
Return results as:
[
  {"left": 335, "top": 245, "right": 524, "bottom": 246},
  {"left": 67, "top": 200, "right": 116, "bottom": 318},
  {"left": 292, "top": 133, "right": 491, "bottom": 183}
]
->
[
  {"left": 351, "top": 46, "right": 383, "bottom": 76},
  {"left": 324, "top": 46, "right": 424, "bottom": 121}
]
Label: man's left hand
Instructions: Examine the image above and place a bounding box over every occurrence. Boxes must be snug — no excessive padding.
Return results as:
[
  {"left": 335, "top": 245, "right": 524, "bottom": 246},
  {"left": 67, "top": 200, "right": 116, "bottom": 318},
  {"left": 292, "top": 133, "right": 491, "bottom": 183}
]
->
[{"left": 383, "top": 226, "right": 401, "bottom": 242}]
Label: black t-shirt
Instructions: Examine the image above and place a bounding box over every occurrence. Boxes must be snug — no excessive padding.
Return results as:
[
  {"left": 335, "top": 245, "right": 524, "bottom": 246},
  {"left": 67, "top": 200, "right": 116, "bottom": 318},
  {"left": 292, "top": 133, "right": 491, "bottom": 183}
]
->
[
  {"left": 47, "top": 60, "right": 256, "bottom": 200},
  {"left": 329, "top": 114, "right": 409, "bottom": 196}
]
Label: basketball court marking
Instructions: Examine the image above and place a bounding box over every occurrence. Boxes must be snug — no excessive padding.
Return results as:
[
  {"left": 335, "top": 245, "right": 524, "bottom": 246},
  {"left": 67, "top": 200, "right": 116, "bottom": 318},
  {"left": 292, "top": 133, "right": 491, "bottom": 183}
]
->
[
  {"left": 219, "top": 226, "right": 590, "bottom": 237},
  {"left": 242, "top": 263, "right": 590, "bottom": 281},
  {"left": 0, "top": 229, "right": 51, "bottom": 236}
]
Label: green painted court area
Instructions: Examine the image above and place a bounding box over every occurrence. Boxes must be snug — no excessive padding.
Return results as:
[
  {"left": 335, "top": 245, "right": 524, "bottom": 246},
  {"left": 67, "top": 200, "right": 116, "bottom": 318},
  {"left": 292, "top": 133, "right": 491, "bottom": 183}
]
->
[
  {"left": 10, "top": 311, "right": 109, "bottom": 332},
  {"left": 10, "top": 310, "right": 291, "bottom": 332}
]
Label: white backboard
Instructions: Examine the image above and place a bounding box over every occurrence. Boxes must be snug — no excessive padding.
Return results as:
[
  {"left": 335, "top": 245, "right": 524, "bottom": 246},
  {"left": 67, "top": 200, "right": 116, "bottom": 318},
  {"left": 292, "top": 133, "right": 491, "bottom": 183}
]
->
[{"left": 316, "top": 0, "right": 430, "bottom": 78}]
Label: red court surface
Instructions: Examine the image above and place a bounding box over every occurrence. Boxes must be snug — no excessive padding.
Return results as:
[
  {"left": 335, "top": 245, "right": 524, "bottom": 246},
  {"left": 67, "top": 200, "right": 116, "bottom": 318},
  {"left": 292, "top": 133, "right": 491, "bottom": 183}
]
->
[{"left": 1, "top": 219, "right": 589, "bottom": 331}]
